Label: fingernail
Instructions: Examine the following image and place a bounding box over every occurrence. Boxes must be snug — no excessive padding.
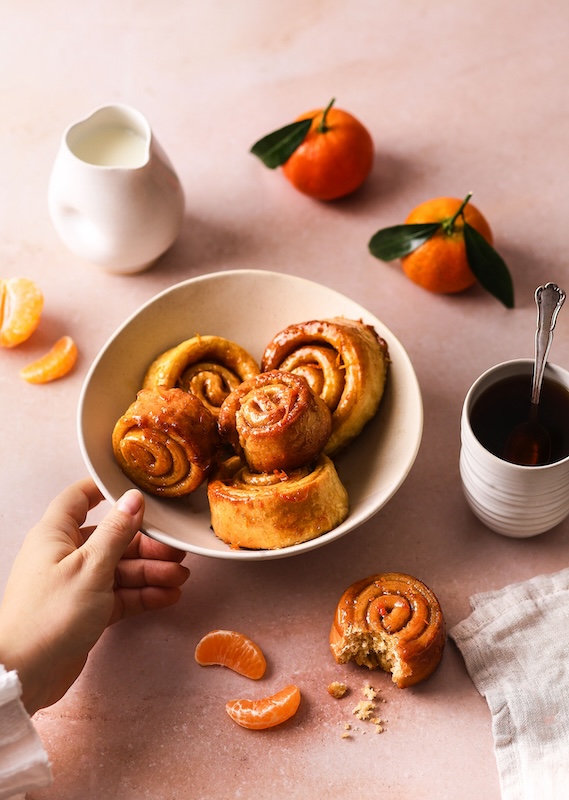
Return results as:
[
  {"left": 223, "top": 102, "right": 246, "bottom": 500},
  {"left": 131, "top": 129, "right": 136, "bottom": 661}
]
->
[{"left": 116, "top": 489, "right": 144, "bottom": 516}]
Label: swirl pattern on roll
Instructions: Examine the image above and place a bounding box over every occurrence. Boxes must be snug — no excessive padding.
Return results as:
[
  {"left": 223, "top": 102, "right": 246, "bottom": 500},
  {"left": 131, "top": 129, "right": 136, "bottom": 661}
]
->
[
  {"left": 208, "top": 454, "right": 349, "bottom": 549},
  {"left": 218, "top": 370, "right": 332, "bottom": 473},
  {"left": 112, "top": 387, "right": 221, "bottom": 497},
  {"left": 261, "top": 317, "right": 389, "bottom": 454},
  {"left": 330, "top": 572, "right": 446, "bottom": 688},
  {"left": 143, "top": 335, "right": 260, "bottom": 417}
]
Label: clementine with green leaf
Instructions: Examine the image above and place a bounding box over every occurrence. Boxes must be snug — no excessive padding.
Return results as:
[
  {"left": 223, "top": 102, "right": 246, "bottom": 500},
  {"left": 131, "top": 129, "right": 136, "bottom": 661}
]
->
[
  {"left": 401, "top": 196, "right": 491, "bottom": 294},
  {"left": 368, "top": 193, "right": 514, "bottom": 307},
  {"left": 251, "top": 99, "right": 374, "bottom": 201}
]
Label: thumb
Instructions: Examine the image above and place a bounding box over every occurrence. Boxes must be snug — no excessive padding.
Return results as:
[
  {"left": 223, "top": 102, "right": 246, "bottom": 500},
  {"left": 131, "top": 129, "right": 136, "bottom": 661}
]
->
[{"left": 85, "top": 489, "right": 145, "bottom": 567}]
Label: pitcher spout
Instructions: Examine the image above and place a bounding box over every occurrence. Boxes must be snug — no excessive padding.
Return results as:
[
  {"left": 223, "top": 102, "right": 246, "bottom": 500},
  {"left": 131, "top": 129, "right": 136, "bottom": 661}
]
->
[{"left": 65, "top": 103, "right": 151, "bottom": 169}]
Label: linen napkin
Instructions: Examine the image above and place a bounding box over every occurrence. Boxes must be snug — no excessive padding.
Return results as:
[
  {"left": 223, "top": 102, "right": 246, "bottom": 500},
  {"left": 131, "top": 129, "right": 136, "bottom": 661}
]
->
[{"left": 450, "top": 568, "right": 569, "bottom": 800}]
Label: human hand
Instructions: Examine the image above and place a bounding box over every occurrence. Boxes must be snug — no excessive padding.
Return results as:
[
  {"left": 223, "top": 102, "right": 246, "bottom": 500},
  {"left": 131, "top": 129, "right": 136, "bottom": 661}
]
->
[{"left": 0, "top": 478, "right": 190, "bottom": 715}]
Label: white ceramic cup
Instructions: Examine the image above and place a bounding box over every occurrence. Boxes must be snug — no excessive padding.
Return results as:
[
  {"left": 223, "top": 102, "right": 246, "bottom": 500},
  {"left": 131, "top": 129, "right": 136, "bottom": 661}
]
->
[{"left": 460, "top": 359, "right": 569, "bottom": 537}]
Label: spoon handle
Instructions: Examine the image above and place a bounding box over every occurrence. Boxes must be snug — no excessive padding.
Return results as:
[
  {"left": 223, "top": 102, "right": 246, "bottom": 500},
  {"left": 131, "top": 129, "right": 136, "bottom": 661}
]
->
[{"left": 531, "top": 282, "right": 566, "bottom": 405}]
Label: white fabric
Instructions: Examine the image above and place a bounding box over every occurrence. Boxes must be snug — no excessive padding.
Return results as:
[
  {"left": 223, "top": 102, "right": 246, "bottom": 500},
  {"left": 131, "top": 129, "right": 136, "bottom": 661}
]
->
[
  {"left": 0, "top": 666, "right": 51, "bottom": 799},
  {"left": 450, "top": 568, "right": 569, "bottom": 800}
]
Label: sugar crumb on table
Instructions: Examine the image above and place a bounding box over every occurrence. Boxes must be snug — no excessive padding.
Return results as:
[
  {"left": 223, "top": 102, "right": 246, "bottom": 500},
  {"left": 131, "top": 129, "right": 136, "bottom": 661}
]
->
[
  {"left": 325, "top": 680, "right": 387, "bottom": 738},
  {"left": 340, "top": 722, "right": 352, "bottom": 739},
  {"left": 327, "top": 681, "right": 348, "bottom": 699},
  {"left": 352, "top": 699, "right": 375, "bottom": 720},
  {"left": 362, "top": 683, "right": 378, "bottom": 701}
]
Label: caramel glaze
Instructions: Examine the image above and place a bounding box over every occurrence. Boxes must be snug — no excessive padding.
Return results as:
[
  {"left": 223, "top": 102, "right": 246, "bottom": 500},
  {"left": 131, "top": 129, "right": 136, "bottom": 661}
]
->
[
  {"left": 143, "top": 334, "right": 260, "bottom": 417},
  {"left": 112, "top": 387, "right": 221, "bottom": 497},
  {"left": 330, "top": 572, "right": 446, "bottom": 688},
  {"left": 261, "top": 317, "right": 389, "bottom": 455},
  {"left": 218, "top": 370, "right": 332, "bottom": 473}
]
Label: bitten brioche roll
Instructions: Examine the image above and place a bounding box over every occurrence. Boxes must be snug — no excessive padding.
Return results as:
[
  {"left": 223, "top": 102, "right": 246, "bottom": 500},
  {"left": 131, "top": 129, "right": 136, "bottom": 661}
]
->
[
  {"left": 112, "top": 387, "right": 221, "bottom": 497},
  {"left": 261, "top": 317, "right": 389, "bottom": 455},
  {"left": 218, "top": 370, "right": 332, "bottom": 473},
  {"left": 143, "top": 335, "right": 260, "bottom": 417},
  {"left": 208, "top": 454, "right": 349, "bottom": 549},
  {"left": 330, "top": 573, "right": 446, "bottom": 688}
]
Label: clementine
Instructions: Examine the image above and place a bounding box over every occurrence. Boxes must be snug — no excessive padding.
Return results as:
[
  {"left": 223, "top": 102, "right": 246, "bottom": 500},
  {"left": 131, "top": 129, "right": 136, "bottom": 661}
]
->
[
  {"left": 401, "top": 196, "right": 493, "bottom": 294},
  {"left": 194, "top": 629, "right": 267, "bottom": 680},
  {"left": 281, "top": 99, "right": 374, "bottom": 200},
  {"left": 0, "top": 277, "right": 44, "bottom": 348},
  {"left": 19, "top": 335, "right": 78, "bottom": 384},
  {"left": 226, "top": 684, "right": 301, "bottom": 730}
]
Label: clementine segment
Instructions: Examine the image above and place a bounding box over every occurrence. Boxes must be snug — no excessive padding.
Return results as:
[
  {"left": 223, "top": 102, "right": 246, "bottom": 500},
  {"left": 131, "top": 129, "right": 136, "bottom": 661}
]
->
[
  {"left": 401, "top": 197, "right": 493, "bottom": 294},
  {"left": 19, "top": 335, "right": 78, "bottom": 384},
  {"left": 194, "top": 629, "right": 267, "bottom": 680},
  {"left": 226, "top": 684, "right": 301, "bottom": 730},
  {"left": 282, "top": 102, "right": 373, "bottom": 200},
  {"left": 0, "top": 277, "right": 44, "bottom": 347}
]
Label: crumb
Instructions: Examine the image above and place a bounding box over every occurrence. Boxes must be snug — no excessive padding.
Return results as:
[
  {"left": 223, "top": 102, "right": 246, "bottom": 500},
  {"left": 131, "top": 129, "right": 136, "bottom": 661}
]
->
[
  {"left": 362, "top": 683, "right": 378, "bottom": 700},
  {"left": 370, "top": 717, "right": 385, "bottom": 733},
  {"left": 352, "top": 700, "right": 375, "bottom": 720},
  {"left": 340, "top": 721, "right": 352, "bottom": 739},
  {"left": 327, "top": 681, "right": 348, "bottom": 699},
  {"left": 334, "top": 681, "right": 388, "bottom": 740}
]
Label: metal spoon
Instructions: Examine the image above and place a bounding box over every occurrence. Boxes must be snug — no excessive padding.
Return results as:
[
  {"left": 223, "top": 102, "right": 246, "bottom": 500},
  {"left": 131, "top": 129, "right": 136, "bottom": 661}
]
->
[{"left": 503, "top": 282, "right": 565, "bottom": 466}]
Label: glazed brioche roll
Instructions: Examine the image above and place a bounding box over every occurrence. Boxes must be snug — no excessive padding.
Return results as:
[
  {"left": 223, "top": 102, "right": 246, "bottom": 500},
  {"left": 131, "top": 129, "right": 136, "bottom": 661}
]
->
[
  {"left": 330, "top": 573, "right": 446, "bottom": 688},
  {"left": 143, "top": 335, "right": 260, "bottom": 417},
  {"left": 261, "top": 317, "right": 389, "bottom": 454},
  {"left": 208, "top": 454, "right": 349, "bottom": 549},
  {"left": 218, "top": 370, "right": 332, "bottom": 473},
  {"left": 112, "top": 387, "right": 221, "bottom": 497}
]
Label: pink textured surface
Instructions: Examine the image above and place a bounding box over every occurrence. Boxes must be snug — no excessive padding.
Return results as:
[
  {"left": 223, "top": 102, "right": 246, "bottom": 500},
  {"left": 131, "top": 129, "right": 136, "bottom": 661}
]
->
[{"left": 1, "top": 2, "right": 569, "bottom": 797}]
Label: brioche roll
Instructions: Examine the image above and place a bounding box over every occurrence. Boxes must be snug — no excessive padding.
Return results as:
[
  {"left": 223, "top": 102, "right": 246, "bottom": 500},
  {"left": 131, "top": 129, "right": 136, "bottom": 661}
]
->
[
  {"left": 208, "top": 454, "right": 349, "bottom": 549},
  {"left": 112, "top": 387, "right": 220, "bottom": 497},
  {"left": 143, "top": 334, "right": 260, "bottom": 417},
  {"left": 218, "top": 370, "right": 332, "bottom": 473},
  {"left": 261, "top": 317, "right": 389, "bottom": 454},
  {"left": 330, "top": 572, "right": 446, "bottom": 688}
]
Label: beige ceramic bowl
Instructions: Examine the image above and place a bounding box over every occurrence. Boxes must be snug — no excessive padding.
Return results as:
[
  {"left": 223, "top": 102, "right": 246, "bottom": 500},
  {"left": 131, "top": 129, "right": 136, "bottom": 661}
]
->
[{"left": 78, "top": 270, "right": 423, "bottom": 560}]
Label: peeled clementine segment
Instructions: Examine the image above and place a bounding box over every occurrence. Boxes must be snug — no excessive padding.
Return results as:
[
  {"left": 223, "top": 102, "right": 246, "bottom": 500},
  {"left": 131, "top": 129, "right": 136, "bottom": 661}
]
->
[
  {"left": 0, "top": 277, "right": 44, "bottom": 347},
  {"left": 194, "top": 629, "right": 267, "bottom": 680},
  {"left": 19, "top": 335, "right": 78, "bottom": 384},
  {"left": 226, "top": 684, "right": 301, "bottom": 730}
]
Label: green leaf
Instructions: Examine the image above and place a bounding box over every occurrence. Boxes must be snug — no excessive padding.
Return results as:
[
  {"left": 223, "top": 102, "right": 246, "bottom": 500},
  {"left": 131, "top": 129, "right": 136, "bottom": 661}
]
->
[
  {"left": 250, "top": 118, "right": 313, "bottom": 169},
  {"left": 368, "top": 222, "right": 440, "bottom": 262},
  {"left": 463, "top": 222, "right": 515, "bottom": 308}
]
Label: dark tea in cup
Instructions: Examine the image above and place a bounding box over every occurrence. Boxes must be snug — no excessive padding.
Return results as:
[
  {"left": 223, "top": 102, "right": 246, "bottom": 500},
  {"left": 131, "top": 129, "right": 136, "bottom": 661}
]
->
[
  {"left": 469, "top": 373, "right": 569, "bottom": 465},
  {"left": 460, "top": 359, "right": 569, "bottom": 536}
]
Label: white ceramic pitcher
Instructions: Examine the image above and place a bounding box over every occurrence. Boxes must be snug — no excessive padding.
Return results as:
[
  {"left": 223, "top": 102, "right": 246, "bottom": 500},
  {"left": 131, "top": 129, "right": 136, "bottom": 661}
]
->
[{"left": 48, "top": 104, "right": 185, "bottom": 274}]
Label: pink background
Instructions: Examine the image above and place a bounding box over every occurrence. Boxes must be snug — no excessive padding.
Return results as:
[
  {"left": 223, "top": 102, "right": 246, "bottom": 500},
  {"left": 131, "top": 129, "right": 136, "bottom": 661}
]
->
[{"left": 1, "top": 2, "right": 568, "bottom": 797}]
